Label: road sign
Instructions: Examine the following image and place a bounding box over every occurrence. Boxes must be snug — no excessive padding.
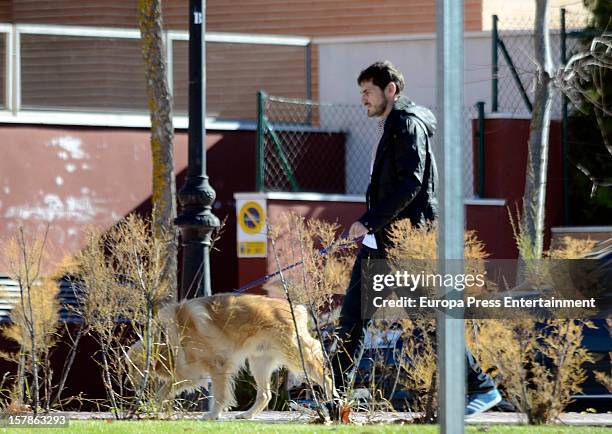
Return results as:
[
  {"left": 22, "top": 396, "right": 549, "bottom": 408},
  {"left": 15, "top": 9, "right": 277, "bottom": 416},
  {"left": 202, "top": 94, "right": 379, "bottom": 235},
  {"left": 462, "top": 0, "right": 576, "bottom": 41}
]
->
[{"left": 236, "top": 199, "right": 267, "bottom": 258}]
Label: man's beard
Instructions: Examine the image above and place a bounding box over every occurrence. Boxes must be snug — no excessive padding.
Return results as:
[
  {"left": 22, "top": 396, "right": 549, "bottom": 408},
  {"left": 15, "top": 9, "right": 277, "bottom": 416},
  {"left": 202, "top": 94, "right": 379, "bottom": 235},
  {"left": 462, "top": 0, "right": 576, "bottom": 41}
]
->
[{"left": 367, "top": 101, "right": 387, "bottom": 117}]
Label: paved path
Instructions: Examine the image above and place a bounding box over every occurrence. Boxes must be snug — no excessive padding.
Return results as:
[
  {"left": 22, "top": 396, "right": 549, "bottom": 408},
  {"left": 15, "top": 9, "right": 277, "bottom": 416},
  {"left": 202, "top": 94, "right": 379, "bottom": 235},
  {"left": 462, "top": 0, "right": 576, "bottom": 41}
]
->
[{"left": 62, "top": 410, "right": 612, "bottom": 426}]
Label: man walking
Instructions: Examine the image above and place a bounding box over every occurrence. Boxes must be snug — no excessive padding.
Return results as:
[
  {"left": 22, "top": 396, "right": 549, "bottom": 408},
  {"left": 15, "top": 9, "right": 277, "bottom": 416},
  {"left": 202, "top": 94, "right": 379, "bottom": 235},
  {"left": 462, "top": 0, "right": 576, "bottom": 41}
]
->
[{"left": 331, "top": 60, "right": 501, "bottom": 417}]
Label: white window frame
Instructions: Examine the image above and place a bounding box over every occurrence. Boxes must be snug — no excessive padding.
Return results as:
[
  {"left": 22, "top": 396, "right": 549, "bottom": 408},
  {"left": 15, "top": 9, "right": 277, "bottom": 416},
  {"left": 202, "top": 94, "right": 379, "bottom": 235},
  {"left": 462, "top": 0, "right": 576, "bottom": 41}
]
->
[
  {"left": 0, "top": 24, "right": 12, "bottom": 114},
  {"left": 0, "top": 24, "right": 309, "bottom": 130}
]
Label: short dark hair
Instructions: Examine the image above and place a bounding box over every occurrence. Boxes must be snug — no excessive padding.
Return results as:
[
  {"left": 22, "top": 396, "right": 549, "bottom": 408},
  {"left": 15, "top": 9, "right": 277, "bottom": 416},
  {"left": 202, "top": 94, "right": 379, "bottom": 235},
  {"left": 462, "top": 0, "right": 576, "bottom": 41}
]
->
[{"left": 357, "top": 61, "right": 404, "bottom": 95}]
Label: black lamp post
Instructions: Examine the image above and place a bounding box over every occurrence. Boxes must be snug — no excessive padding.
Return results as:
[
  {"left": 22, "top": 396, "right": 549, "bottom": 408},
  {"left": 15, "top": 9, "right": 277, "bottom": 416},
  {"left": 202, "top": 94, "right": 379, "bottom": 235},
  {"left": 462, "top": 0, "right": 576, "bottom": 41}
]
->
[{"left": 176, "top": 0, "right": 219, "bottom": 299}]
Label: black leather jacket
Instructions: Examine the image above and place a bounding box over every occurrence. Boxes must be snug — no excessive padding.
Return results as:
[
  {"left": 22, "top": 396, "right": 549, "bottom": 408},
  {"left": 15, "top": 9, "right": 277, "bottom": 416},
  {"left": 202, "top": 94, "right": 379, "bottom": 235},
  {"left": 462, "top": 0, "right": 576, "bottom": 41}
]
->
[{"left": 358, "top": 96, "right": 439, "bottom": 254}]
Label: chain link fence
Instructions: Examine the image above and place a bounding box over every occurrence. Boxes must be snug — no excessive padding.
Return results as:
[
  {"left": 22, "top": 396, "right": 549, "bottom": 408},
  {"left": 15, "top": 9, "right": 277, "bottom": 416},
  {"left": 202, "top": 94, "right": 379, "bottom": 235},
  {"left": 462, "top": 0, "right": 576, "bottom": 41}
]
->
[
  {"left": 258, "top": 92, "right": 480, "bottom": 198},
  {"left": 493, "top": 8, "right": 590, "bottom": 117},
  {"left": 490, "top": 8, "right": 602, "bottom": 224}
]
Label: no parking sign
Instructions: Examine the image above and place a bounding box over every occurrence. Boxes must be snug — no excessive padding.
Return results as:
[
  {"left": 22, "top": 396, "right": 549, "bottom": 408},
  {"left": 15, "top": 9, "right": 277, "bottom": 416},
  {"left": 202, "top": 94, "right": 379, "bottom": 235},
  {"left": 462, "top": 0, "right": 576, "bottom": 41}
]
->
[{"left": 236, "top": 198, "right": 267, "bottom": 257}]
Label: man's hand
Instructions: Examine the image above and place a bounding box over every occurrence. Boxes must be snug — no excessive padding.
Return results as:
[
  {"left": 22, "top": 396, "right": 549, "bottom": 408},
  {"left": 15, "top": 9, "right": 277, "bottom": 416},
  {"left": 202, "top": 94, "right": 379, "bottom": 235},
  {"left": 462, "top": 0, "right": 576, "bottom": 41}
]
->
[{"left": 348, "top": 221, "right": 369, "bottom": 240}]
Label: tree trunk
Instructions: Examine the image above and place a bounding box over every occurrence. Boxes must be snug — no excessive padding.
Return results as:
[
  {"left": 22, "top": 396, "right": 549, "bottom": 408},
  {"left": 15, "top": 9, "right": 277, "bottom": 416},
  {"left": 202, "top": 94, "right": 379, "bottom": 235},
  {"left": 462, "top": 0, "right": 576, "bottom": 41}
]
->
[
  {"left": 521, "top": 0, "right": 554, "bottom": 260},
  {"left": 138, "top": 0, "right": 178, "bottom": 300}
]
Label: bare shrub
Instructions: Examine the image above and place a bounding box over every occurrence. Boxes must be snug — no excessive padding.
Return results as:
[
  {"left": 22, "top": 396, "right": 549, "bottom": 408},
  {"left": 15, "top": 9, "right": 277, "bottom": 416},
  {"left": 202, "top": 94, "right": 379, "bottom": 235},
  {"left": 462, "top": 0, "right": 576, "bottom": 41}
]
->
[
  {"left": 468, "top": 318, "right": 594, "bottom": 424},
  {"left": 383, "top": 220, "right": 489, "bottom": 421},
  {"left": 396, "top": 319, "right": 437, "bottom": 419},
  {"left": 386, "top": 219, "right": 490, "bottom": 297},
  {"left": 385, "top": 220, "right": 594, "bottom": 424},
  {"left": 548, "top": 236, "right": 597, "bottom": 259},
  {"left": 73, "top": 214, "right": 173, "bottom": 417},
  {"left": 265, "top": 212, "right": 354, "bottom": 313},
  {"left": 509, "top": 206, "right": 598, "bottom": 290},
  {"left": 0, "top": 228, "right": 60, "bottom": 414},
  {"left": 467, "top": 220, "right": 598, "bottom": 424}
]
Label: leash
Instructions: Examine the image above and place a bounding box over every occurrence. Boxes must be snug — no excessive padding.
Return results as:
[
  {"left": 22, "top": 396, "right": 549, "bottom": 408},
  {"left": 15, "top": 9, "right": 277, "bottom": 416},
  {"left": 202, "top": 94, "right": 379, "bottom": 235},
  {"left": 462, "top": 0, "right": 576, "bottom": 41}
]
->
[{"left": 231, "top": 231, "right": 357, "bottom": 294}]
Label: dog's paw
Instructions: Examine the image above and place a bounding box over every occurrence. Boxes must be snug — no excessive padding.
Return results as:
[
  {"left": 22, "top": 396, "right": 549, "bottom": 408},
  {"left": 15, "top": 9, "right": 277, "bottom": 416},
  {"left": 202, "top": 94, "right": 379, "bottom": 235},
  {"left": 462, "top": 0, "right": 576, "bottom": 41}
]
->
[
  {"left": 200, "top": 411, "right": 221, "bottom": 420},
  {"left": 235, "top": 411, "right": 256, "bottom": 420}
]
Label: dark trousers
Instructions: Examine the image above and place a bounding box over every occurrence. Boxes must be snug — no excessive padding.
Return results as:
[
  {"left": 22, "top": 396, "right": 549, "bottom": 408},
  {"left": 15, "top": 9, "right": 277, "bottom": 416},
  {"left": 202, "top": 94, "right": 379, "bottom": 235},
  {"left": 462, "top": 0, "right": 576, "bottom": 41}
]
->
[{"left": 332, "top": 245, "right": 495, "bottom": 394}]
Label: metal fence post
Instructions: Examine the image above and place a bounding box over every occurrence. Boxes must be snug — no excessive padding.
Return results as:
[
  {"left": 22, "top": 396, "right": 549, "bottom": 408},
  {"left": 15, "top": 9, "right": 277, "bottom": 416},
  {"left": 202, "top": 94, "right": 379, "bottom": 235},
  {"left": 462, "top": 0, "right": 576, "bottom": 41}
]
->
[
  {"left": 305, "top": 42, "right": 312, "bottom": 102},
  {"left": 497, "top": 39, "right": 533, "bottom": 112},
  {"left": 492, "top": 15, "right": 499, "bottom": 113},
  {"left": 476, "top": 101, "right": 486, "bottom": 198},
  {"left": 256, "top": 90, "right": 266, "bottom": 192},
  {"left": 305, "top": 42, "right": 313, "bottom": 124},
  {"left": 560, "top": 8, "right": 570, "bottom": 225},
  {"left": 437, "top": 0, "right": 466, "bottom": 432}
]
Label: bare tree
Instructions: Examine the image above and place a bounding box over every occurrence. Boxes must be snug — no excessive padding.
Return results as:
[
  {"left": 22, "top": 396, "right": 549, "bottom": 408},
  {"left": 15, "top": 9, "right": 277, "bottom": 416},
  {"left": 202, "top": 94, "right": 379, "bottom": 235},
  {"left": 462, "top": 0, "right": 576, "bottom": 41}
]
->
[
  {"left": 520, "top": 0, "right": 555, "bottom": 260},
  {"left": 559, "top": 34, "right": 612, "bottom": 196},
  {"left": 521, "top": 2, "right": 611, "bottom": 251},
  {"left": 138, "top": 0, "right": 178, "bottom": 300}
]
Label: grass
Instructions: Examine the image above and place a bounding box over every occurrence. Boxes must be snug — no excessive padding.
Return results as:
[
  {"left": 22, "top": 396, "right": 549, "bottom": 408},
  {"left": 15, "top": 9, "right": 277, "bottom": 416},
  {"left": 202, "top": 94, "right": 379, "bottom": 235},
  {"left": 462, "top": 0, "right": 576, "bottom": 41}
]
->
[{"left": 2, "top": 421, "right": 610, "bottom": 434}]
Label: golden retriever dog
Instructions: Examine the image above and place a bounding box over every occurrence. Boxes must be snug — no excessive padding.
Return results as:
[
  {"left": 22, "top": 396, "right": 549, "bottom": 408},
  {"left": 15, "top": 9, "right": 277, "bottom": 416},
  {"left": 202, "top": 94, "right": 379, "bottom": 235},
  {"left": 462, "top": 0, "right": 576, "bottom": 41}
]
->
[{"left": 127, "top": 293, "right": 332, "bottom": 420}]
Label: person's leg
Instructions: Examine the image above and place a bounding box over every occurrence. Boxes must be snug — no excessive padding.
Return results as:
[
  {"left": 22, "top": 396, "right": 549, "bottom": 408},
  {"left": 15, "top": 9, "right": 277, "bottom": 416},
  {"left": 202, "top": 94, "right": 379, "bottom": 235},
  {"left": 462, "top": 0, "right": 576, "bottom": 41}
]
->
[
  {"left": 427, "top": 329, "right": 500, "bottom": 415},
  {"left": 332, "top": 248, "right": 367, "bottom": 393},
  {"left": 466, "top": 348, "right": 495, "bottom": 393},
  {"left": 465, "top": 348, "right": 501, "bottom": 416}
]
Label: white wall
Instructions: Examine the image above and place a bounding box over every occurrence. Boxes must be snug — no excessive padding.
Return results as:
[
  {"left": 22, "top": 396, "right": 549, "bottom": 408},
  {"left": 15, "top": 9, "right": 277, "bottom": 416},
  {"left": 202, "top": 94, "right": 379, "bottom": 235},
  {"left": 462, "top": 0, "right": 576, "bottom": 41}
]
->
[
  {"left": 482, "top": 0, "right": 590, "bottom": 30},
  {"left": 316, "top": 32, "right": 492, "bottom": 110}
]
